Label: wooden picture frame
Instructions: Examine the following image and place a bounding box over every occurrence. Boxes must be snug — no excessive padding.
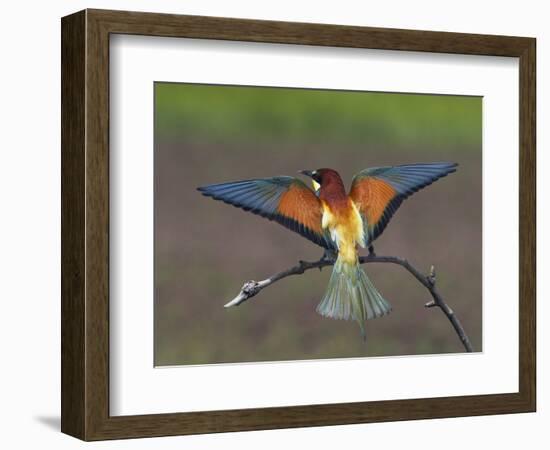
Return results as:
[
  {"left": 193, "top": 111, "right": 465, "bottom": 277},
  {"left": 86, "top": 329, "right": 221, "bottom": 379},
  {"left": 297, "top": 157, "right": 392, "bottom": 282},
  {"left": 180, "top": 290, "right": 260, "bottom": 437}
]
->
[{"left": 61, "top": 8, "right": 536, "bottom": 441}]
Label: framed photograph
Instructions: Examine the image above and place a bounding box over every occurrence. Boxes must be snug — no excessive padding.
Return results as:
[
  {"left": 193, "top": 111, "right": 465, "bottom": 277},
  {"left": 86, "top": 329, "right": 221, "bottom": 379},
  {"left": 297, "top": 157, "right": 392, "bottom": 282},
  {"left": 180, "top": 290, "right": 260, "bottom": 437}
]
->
[{"left": 61, "top": 9, "right": 536, "bottom": 440}]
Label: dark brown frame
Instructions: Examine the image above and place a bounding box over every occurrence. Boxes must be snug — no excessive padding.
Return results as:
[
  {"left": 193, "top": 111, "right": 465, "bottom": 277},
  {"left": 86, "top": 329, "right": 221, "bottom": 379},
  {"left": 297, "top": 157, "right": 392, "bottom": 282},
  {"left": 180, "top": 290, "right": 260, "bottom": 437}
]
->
[{"left": 61, "top": 8, "right": 536, "bottom": 441}]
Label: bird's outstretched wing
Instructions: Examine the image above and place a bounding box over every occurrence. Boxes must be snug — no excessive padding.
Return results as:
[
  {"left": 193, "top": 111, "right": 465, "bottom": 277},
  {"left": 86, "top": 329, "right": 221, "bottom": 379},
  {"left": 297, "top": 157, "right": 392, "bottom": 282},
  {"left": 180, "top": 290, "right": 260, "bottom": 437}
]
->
[
  {"left": 349, "top": 162, "right": 458, "bottom": 245},
  {"left": 198, "top": 176, "right": 336, "bottom": 250}
]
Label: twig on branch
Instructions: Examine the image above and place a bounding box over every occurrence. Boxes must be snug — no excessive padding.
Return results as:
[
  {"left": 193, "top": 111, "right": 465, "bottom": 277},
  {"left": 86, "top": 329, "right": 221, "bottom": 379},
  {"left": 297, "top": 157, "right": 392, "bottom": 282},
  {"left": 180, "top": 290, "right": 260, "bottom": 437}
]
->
[{"left": 224, "top": 254, "right": 474, "bottom": 353}]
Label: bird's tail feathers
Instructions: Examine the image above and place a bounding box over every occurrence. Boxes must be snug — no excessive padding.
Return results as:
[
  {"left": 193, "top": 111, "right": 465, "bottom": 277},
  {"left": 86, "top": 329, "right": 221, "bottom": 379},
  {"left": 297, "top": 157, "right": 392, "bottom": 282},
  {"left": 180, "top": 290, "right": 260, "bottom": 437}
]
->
[{"left": 316, "top": 256, "right": 391, "bottom": 338}]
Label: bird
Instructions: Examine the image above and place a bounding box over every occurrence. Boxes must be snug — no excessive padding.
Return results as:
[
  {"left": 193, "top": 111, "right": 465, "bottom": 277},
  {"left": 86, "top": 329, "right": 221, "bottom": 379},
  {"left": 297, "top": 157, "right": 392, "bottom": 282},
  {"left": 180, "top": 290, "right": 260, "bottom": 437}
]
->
[{"left": 197, "top": 162, "right": 458, "bottom": 337}]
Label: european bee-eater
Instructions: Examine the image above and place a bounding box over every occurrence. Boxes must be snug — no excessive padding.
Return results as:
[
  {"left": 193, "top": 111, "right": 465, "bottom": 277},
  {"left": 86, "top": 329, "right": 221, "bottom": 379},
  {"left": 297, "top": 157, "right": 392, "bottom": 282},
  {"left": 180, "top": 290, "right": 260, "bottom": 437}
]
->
[{"left": 198, "top": 162, "right": 457, "bottom": 336}]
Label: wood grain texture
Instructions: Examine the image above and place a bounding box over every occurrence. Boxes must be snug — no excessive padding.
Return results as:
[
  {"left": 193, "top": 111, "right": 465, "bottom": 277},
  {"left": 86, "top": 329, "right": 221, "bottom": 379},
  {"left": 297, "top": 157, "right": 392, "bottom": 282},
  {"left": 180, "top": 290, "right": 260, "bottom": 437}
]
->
[
  {"left": 61, "top": 10, "right": 86, "bottom": 439},
  {"left": 85, "top": 9, "right": 111, "bottom": 439},
  {"left": 61, "top": 8, "right": 536, "bottom": 441},
  {"left": 89, "top": 8, "right": 532, "bottom": 56},
  {"left": 518, "top": 39, "right": 536, "bottom": 410}
]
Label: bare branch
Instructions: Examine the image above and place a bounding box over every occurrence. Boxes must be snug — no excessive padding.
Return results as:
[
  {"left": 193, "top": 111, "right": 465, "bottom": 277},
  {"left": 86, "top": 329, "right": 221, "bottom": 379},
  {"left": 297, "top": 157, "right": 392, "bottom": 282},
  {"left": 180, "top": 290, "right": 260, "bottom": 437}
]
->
[{"left": 225, "top": 254, "right": 474, "bottom": 353}]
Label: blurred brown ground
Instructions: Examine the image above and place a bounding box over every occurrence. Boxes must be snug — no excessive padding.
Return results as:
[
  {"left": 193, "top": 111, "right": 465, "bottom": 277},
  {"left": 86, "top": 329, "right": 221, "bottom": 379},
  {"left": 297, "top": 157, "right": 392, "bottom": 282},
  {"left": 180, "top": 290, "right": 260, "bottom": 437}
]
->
[{"left": 154, "top": 84, "right": 482, "bottom": 366}]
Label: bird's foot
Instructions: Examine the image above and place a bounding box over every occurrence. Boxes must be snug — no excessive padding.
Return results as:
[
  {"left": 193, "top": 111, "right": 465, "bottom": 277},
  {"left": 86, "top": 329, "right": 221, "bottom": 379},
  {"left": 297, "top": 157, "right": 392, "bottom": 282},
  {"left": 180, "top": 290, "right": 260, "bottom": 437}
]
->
[
  {"left": 320, "top": 249, "right": 336, "bottom": 262},
  {"left": 368, "top": 245, "right": 376, "bottom": 257},
  {"left": 318, "top": 249, "right": 336, "bottom": 270}
]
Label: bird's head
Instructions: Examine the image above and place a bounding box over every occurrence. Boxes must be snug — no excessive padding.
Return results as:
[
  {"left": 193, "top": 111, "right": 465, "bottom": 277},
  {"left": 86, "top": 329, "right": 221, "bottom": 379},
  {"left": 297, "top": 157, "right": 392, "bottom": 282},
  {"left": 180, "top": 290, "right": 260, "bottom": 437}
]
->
[{"left": 299, "top": 168, "right": 342, "bottom": 190}]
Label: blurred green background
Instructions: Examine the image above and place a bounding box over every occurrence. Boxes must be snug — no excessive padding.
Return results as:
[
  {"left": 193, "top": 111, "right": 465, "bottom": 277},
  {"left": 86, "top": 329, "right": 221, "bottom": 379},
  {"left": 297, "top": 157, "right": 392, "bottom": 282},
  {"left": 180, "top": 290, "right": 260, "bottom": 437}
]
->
[{"left": 154, "top": 82, "right": 482, "bottom": 366}]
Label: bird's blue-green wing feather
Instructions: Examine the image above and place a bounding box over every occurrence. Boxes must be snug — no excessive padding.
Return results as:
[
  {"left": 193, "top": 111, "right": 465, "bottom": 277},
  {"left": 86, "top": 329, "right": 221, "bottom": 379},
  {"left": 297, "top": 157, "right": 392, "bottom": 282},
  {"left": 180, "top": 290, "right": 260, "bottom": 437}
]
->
[
  {"left": 349, "top": 162, "right": 458, "bottom": 244},
  {"left": 198, "top": 176, "right": 335, "bottom": 250}
]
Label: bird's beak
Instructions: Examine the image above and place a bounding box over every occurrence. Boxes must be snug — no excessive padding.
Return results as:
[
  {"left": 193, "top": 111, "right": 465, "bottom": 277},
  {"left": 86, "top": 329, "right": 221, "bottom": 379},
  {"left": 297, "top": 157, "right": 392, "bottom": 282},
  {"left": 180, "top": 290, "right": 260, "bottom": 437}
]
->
[{"left": 299, "top": 169, "right": 314, "bottom": 178}]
